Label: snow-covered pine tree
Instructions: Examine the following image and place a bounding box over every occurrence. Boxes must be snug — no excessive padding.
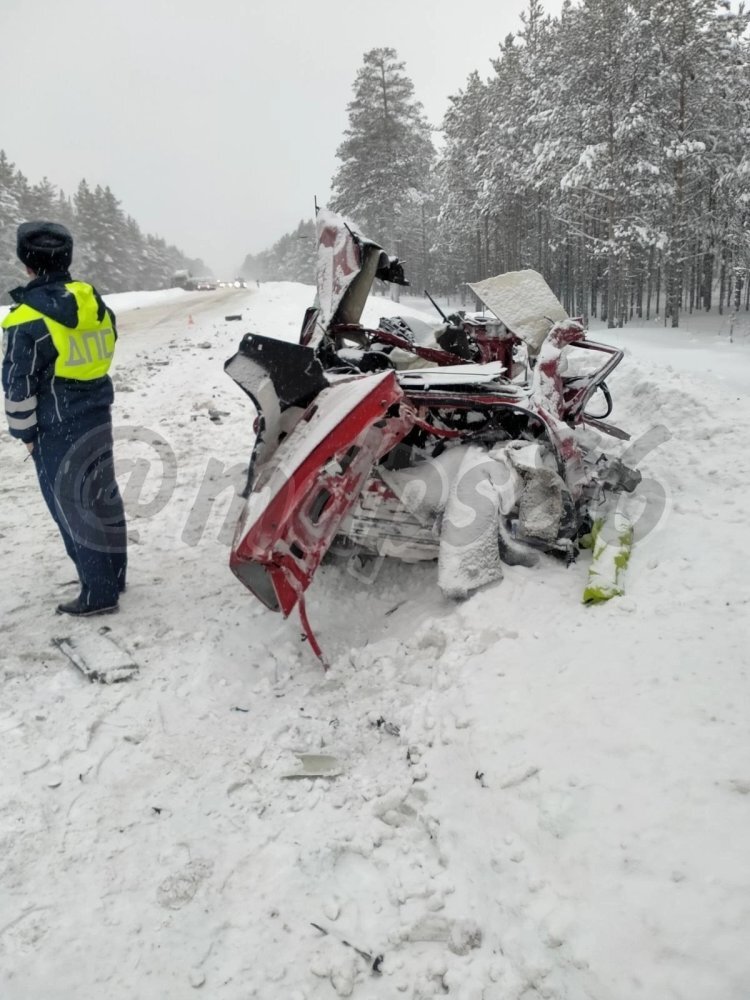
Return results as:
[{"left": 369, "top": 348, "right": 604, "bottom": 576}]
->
[
  {"left": 54, "top": 190, "right": 75, "bottom": 233},
  {"left": 96, "top": 186, "right": 130, "bottom": 291},
  {"left": 331, "top": 47, "right": 435, "bottom": 292},
  {"left": 436, "top": 71, "right": 493, "bottom": 293},
  {"left": 239, "top": 219, "right": 315, "bottom": 283},
  {"left": 71, "top": 179, "right": 99, "bottom": 280},
  {"left": 122, "top": 216, "right": 147, "bottom": 291},
  {"left": 629, "top": 0, "right": 720, "bottom": 325},
  {"left": 22, "top": 176, "right": 58, "bottom": 221},
  {"left": 552, "top": 0, "right": 645, "bottom": 327},
  {"left": 710, "top": 1, "right": 750, "bottom": 316},
  {"left": 0, "top": 151, "right": 25, "bottom": 297}
]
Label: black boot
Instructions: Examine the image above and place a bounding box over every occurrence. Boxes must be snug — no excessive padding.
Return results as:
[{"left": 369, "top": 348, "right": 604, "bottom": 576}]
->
[{"left": 56, "top": 595, "right": 119, "bottom": 617}]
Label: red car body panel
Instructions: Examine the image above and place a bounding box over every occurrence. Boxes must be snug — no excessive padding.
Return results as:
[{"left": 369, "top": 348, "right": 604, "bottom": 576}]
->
[{"left": 229, "top": 370, "right": 410, "bottom": 617}]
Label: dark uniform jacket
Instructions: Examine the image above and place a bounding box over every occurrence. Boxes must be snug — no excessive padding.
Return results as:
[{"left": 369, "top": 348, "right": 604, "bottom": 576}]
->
[{"left": 2, "top": 272, "right": 117, "bottom": 444}]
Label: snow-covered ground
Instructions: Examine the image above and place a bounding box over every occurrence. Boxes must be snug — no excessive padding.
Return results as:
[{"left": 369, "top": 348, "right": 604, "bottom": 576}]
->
[
  {"left": 1, "top": 283, "right": 749, "bottom": 999},
  {"left": 592, "top": 313, "right": 750, "bottom": 394}
]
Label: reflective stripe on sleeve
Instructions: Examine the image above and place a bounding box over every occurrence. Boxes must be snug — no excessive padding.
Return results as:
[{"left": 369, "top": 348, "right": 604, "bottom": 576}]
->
[
  {"left": 7, "top": 412, "right": 38, "bottom": 430},
  {"left": 5, "top": 395, "right": 37, "bottom": 414}
]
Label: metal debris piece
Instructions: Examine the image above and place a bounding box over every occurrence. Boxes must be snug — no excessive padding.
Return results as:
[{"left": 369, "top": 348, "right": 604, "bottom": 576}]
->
[{"left": 281, "top": 753, "right": 342, "bottom": 779}]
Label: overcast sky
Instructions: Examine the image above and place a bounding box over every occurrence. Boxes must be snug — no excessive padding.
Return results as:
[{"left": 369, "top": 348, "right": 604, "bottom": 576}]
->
[{"left": 2, "top": 0, "right": 564, "bottom": 275}]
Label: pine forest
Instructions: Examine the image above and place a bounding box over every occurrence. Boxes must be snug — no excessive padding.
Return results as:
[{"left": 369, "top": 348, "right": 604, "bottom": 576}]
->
[{"left": 0, "top": 151, "right": 206, "bottom": 300}]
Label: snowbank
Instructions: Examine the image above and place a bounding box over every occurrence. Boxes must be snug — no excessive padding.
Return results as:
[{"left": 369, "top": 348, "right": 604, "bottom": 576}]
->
[{"left": 592, "top": 317, "right": 750, "bottom": 392}]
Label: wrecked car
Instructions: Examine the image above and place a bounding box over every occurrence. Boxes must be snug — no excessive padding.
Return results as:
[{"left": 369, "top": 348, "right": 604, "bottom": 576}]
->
[{"left": 224, "top": 210, "right": 640, "bottom": 661}]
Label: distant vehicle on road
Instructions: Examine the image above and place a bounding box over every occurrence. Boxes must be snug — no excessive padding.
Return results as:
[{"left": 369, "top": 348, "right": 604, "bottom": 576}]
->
[
  {"left": 172, "top": 269, "right": 193, "bottom": 289},
  {"left": 233, "top": 278, "right": 247, "bottom": 289},
  {"left": 193, "top": 276, "right": 218, "bottom": 291}
]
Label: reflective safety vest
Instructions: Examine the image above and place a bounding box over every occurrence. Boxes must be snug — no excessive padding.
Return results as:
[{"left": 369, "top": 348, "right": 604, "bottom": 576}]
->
[{"left": 1, "top": 281, "right": 115, "bottom": 380}]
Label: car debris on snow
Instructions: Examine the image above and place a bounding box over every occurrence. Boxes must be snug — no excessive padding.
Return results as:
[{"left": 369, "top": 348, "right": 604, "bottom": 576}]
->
[
  {"left": 281, "top": 753, "right": 342, "bottom": 778},
  {"left": 51, "top": 628, "right": 139, "bottom": 683}
]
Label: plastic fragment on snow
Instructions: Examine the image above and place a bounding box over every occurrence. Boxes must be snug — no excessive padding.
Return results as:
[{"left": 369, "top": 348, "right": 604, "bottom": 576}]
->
[
  {"left": 310, "top": 921, "right": 383, "bottom": 972},
  {"left": 499, "top": 765, "right": 541, "bottom": 789},
  {"left": 52, "top": 629, "right": 139, "bottom": 684},
  {"left": 281, "top": 753, "right": 342, "bottom": 779},
  {"left": 582, "top": 511, "right": 634, "bottom": 604}
]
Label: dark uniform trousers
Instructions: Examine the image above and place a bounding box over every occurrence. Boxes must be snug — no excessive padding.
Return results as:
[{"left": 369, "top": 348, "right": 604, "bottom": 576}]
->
[{"left": 33, "top": 422, "right": 127, "bottom": 607}]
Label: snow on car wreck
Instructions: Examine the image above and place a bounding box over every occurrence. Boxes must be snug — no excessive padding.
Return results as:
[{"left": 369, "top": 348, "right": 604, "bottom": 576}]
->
[{"left": 224, "top": 210, "right": 642, "bottom": 663}]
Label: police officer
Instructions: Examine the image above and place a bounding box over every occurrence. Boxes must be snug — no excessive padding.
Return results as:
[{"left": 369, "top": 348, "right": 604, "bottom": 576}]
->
[{"left": 2, "top": 221, "right": 127, "bottom": 615}]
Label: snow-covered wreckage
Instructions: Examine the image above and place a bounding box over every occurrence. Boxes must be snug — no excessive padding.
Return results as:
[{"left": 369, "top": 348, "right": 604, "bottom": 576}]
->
[{"left": 224, "top": 210, "right": 641, "bottom": 661}]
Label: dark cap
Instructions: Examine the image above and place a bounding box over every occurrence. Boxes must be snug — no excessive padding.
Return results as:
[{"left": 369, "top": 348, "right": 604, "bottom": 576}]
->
[{"left": 17, "top": 221, "right": 73, "bottom": 274}]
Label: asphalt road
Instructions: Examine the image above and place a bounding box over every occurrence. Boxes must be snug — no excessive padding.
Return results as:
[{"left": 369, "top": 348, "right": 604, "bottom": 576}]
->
[{"left": 115, "top": 287, "right": 252, "bottom": 336}]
